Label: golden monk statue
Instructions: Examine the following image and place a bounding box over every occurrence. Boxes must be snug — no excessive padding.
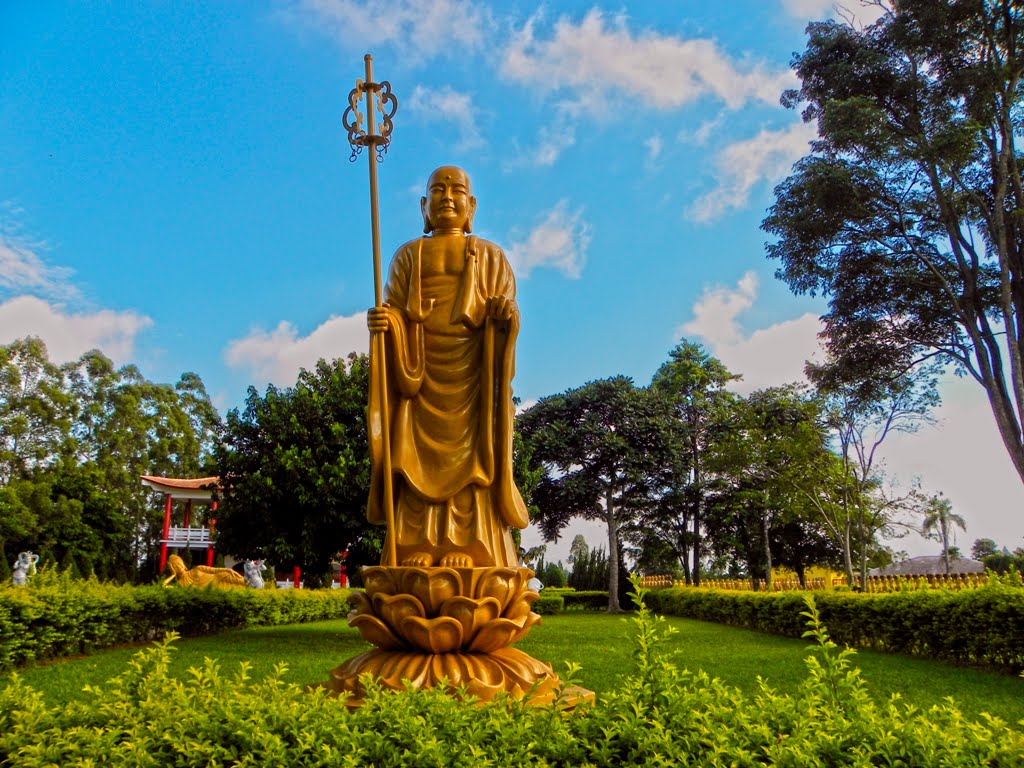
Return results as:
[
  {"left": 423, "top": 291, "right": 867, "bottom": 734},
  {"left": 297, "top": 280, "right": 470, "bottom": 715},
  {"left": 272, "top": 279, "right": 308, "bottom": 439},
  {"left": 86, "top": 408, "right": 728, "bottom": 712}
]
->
[{"left": 366, "top": 165, "right": 529, "bottom": 569}]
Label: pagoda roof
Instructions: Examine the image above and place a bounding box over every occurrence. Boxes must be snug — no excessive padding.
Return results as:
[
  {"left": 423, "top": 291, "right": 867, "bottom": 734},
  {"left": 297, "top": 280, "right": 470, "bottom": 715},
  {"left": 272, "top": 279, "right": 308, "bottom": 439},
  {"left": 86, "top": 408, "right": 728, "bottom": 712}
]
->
[{"left": 140, "top": 475, "right": 220, "bottom": 500}]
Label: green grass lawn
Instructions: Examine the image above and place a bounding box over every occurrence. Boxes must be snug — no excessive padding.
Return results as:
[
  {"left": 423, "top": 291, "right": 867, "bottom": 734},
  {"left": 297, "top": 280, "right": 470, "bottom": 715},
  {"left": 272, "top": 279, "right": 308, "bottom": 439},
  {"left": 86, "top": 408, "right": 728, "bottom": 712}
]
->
[{"left": 6, "top": 612, "right": 1024, "bottom": 725}]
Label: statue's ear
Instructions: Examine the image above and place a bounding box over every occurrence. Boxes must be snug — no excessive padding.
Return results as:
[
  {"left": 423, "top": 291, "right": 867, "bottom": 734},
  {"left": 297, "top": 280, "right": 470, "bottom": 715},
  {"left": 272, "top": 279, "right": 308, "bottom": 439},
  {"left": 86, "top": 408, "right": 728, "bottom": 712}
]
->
[
  {"left": 465, "top": 195, "right": 477, "bottom": 234},
  {"left": 421, "top": 196, "right": 432, "bottom": 234}
]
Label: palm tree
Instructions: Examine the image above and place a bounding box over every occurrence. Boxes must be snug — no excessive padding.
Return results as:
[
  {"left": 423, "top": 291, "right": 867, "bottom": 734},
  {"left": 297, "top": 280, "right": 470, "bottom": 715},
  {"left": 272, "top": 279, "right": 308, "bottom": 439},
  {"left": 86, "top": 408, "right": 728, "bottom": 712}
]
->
[{"left": 921, "top": 494, "right": 967, "bottom": 574}]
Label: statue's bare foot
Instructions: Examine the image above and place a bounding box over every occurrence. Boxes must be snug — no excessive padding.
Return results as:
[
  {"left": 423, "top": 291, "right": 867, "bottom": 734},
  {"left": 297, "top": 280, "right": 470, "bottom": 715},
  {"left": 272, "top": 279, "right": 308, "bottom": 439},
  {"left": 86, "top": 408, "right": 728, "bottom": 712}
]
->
[
  {"left": 439, "top": 553, "right": 474, "bottom": 568},
  {"left": 401, "top": 552, "right": 434, "bottom": 567}
]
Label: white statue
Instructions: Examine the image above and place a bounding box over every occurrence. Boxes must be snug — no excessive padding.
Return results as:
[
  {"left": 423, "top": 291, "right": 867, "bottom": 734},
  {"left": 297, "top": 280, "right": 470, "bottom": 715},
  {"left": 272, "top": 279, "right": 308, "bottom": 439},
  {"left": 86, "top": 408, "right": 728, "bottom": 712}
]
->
[
  {"left": 12, "top": 551, "right": 39, "bottom": 586},
  {"left": 243, "top": 559, "right": 266, "bottom": 589}
]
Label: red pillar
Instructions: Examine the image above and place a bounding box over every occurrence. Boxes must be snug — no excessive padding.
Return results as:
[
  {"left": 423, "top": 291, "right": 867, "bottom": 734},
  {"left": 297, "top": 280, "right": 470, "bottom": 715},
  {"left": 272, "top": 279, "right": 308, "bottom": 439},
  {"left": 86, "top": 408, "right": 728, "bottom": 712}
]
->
[
  {"left": 159, "top": 493, "right": 172, "bottom": 572},
  {"left": 206, "top": 502, "right": 217, "bottom": 566},
  {"left": 183, "top": 499, "right": 192, "bottom": 528},
  {"left": 293, "top": 566, "right": 301, "bottom": 589}
]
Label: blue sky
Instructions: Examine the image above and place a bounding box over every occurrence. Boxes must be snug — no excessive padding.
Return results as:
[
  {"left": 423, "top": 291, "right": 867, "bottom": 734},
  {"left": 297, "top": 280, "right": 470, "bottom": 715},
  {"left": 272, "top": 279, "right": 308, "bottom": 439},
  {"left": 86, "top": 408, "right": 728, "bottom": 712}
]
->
[{"left": 3, "top": 1, "right": 1023, "bottom": 563}]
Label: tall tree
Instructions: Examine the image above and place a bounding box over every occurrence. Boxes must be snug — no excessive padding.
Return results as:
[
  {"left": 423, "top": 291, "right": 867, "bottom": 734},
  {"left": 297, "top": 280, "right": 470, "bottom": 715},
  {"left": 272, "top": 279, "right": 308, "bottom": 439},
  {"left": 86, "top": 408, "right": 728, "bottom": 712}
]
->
[
  {"left": 0, "top": 337, "right": 74, "bottom": 483},
  {"left": 649, "top": 340, "right": 738, "bottom": 584},
  {"left": 708, "top": 385, "right": 831, "bottom": 589},
  {"left": 517, "top": 377, "right": 680, "bottom": 611},
  {"left": 764, "top": 1, "right": 1024, "bottom": 488},
  {"left": 921, "top": 492, "right": 967, "bottom": 573},
  {"left": 803, "top": 361, "right": 937, "bottom": 585},
  {"left": 214, "top": 354, "right": 380, "bottom": 586}
]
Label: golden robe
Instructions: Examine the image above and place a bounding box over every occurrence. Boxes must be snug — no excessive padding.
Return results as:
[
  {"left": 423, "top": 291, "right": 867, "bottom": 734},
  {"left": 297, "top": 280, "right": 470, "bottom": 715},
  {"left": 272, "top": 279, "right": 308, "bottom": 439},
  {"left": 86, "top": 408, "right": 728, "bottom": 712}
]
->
[{"left": 368, "top": 235, "right": 529, "bottom": 567}]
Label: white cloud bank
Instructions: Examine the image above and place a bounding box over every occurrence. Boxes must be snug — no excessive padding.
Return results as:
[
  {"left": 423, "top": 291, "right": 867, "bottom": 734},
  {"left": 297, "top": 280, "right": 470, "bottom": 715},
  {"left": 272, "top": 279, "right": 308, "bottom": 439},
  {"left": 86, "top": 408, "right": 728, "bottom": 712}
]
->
[
  {"left": 294, "top": 0, "right": 488, "bottom": 62},
  {"left": 406, "top": 84, "right": 484, "bottom": 150},
  {"left": 501, "top": 9, "right": 796, "bottom": 116},
  {"left": 688, "top": 121, "right": 817, "bottom": 223},
  {"left": 0, "top": 295, "right": 152, "bottom": 364},
  {"left": 679, "top": 271, "right": 824, "bottom": 393},
  {"left": 0, "top": 233, "right": 152, "bottom": 364},
  {"left": 506, "top": 201, "right": 591, "bottom": 279},
  {"left": 224, "top": 312, "right": 369, "bottom": 387}
]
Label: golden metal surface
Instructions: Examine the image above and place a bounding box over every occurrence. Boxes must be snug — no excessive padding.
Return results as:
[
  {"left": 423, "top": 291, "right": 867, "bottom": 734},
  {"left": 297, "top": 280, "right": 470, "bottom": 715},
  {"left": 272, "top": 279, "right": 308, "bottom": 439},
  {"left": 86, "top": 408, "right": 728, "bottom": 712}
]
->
[
  {"left": 337, "top": 59, "right": 591, "bottom": 706},
  {"left": 162, "top": 554, "right": 245, "bottom": 589}
]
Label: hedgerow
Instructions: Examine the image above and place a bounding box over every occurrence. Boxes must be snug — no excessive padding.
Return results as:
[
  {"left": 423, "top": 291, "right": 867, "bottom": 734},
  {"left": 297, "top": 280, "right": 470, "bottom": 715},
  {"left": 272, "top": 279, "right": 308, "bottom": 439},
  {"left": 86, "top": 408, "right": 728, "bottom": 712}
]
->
[
  {"left": 1, "top": 585, "right": 1021, "bottom": 767},
  {"left": 644, "top": 582, "right": 1024, "bottom": 670},
  {"left": 0, "top": 570, "right": 351, "bottom": 671}
]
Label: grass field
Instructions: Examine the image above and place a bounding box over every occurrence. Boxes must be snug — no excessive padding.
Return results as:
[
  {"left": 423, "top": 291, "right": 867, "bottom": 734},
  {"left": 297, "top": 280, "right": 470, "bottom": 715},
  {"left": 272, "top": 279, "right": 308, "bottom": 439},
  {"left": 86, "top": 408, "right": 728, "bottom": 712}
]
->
[{"left": 6, "top": 612, "right": 1024, "bottom": 725}]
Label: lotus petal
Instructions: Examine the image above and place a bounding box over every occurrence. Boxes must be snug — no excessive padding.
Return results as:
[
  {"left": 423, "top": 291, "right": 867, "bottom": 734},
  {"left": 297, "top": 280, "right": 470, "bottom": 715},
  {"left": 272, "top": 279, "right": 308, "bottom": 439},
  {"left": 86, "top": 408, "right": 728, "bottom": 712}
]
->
[
  {"left": 475, "top": 567, "right": 522, "bottom": 609},
  {"left": 439, "top": 596, "right": 501, "bottom": 646},
  {"left": 502, "top": 590, "right": 538, "bottom": 620},
  {"left": 347, "top": 590, "right": 372, "bottom": 617},
  {"left": 507, "top": 612, "right": 542, "bottom": 644},
  {"left": 362, "top": 567, "right": 396, "bottom": 597},
  {"left": 349, "top": 614, "right": 406, "bottom": 650},
  {"left": 401, "top": 568, "right": 462, "bottom": 615},
  {"left": 467, "top": 615, "right": 529, "bottom": 654},
  {"left": 400, "top": 615, "right": 464, "bottom": 654},
  {"left": 372, "top": 592, "right": 426, "bottom": 634}
]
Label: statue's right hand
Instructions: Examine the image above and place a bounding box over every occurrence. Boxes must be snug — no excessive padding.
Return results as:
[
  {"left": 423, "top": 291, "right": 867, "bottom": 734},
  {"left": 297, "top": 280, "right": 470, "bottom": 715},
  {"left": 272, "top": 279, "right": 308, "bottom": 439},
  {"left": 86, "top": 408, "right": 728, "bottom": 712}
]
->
[{"left": 367, "top": 306, "right": 390, "bottom": 334}]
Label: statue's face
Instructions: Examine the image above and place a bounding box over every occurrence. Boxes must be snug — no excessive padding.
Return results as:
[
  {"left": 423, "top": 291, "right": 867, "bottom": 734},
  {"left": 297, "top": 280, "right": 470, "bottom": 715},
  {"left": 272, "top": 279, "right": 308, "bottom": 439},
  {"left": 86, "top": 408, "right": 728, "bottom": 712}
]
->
[{"left": 422, "top": 166, "right": 475, "bottom": 232}]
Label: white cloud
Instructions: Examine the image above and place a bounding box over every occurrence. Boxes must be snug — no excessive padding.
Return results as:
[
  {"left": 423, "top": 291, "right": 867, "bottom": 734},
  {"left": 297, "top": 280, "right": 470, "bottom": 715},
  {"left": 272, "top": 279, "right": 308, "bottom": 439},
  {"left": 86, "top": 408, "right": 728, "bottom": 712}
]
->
[
  {"left": 506, "top": 201, "right": 591, "bottom": 279},
  {"left": 500, "top": 9, "right": 795, "bottom": 116},
  {"left": 0, "top": 295, "right": 152, "bottom": 364},
  {"left": 678, "top": 113, "right": 725, "bottom": 146},
  {"left": 294, "top": 0, "right": 487, "bottom": 63},
  {"left": 507, "top": 124, "right": 576, "bottom": 168},
  {"left": 0, "top": 238, "right": 79, "bottom": 301},
  {"left": 682, "top": 271, "right": 759, "bottom": 347},
  {"left": 678, "top": 271, "right": 824, "bottom": 393},
  {"left": 224, "top": 312, "right": 369, "bottom": 387},
  {"left": 687, "top": 120, "right": 817, "bottom": 223},
  {"left": 645, "top": 134, "right": 663, "bottom": 166},
  {"left": 781, "top": 0, "right": 889, "bottom": 24},
  {"left": 407, "top": 84, "right": 484, "bottom": 150}
]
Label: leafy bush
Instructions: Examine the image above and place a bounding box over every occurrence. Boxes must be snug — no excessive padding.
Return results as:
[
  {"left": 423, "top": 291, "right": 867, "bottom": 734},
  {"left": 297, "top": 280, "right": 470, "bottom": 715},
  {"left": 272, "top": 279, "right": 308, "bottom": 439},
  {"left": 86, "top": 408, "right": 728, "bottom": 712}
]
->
[
  {"left": 0, "top": 573, "right": 351, "bottom": 671},
  {"left": 533, "top": 594, "right": 564, "bottom": 615},
  {"left": 561, "top": 590, "right": 609, "bottom": 611},
  {"left": 1, "top": 583, "right": 1022, "bottom": 766},
  {"left": 644, "top": 584, "right": 1024, "bottom": 671}
]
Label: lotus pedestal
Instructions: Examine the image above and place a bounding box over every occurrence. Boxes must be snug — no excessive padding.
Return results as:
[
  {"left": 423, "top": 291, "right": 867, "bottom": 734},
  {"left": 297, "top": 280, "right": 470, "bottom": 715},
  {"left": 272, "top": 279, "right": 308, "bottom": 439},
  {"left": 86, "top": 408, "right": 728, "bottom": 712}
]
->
[{"left": 321, "top": 565, "right": 593, "bottom": 707}]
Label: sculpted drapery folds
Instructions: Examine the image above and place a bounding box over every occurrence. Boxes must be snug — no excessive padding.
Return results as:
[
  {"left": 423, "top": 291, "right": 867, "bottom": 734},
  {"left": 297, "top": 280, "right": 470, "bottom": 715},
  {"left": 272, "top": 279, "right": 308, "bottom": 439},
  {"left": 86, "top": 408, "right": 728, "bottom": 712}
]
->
[{"left": 366, "top": 166, "right": 529, "bottom": 568}]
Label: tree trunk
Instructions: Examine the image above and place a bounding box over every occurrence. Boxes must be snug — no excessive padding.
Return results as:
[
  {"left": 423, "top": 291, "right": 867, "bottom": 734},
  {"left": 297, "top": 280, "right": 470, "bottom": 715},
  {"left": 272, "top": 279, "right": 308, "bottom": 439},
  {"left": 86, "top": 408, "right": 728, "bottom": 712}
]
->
[
  {"left": 692, "top": 445, "right": 702, "bottom": 586},
  {"left": 941, "top": 517, "right": 950, "bottom": 574},
  {"left": 606, "top": 485, "right": 621, "bottom": 612},
  {"left": 762, "top": 504, "right": 773, "bottom": 591}
]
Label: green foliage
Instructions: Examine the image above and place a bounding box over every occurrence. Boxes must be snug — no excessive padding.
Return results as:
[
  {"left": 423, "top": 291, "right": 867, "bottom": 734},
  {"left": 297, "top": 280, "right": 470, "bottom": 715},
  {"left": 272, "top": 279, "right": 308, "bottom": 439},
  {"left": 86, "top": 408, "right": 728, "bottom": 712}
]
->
[
  {"left": 215, "top": 354, "right": 380, "bottom": 582},
  {"left": 517, "top": 376, "right": 683, "bottom": 611},
  {"left": 2, "top": 580, "right": 1022, "bottom": 766},
  {"left": 0, "top": 577, "right": 351, "bottom": 671},
  {"left": 645, "top": 582, "right": 1024, "bottom": 671},
  {"left": 764, "top": 1, "right": 1024, "bottom": 485},
  {"left": 0, "top": 338, "right": 220, "bottom": 582},
  {"left": 532, "top": 594, "right": 564, "bottom": 615}
]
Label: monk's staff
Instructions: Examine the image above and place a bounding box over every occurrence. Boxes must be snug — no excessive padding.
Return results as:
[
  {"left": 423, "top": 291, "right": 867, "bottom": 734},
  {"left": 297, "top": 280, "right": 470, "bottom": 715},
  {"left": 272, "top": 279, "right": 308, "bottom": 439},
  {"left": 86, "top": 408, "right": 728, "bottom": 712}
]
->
[{"left": 344, "top": 54, "right": 399, "bottom": 566}]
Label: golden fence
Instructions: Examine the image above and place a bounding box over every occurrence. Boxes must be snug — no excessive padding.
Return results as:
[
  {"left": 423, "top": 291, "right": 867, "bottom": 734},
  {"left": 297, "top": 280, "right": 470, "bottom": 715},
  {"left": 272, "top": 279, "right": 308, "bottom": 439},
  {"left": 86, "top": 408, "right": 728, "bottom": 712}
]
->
[{"left": 637, "top": 572, "right": 997, "bottom": 593}]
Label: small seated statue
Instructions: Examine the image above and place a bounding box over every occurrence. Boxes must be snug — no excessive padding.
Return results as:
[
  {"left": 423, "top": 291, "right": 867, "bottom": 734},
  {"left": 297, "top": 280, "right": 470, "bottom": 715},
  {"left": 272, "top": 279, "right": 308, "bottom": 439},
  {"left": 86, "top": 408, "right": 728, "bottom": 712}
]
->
[
  {"left": 12, "top": 551, "right": 39, "bottom": 586},
  {"left": 162, "top": 554, "right": 246, "bottom": 589},
  {"left": 243, "top": 559, "right": 266, "bottom": 589}
]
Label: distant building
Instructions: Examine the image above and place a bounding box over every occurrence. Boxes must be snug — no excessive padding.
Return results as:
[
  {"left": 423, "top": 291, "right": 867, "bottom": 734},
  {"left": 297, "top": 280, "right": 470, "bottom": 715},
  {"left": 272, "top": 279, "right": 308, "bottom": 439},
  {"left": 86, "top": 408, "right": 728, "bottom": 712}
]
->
[{"left": 869, "top": 555, "right": 985, "bottom": 577}]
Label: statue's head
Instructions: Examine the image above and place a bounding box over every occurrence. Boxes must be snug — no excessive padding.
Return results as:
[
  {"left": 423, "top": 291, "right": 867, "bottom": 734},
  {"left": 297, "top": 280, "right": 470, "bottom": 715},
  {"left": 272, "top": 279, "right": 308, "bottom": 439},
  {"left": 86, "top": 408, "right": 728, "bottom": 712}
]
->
[{"left": 421, "top": 165, "right": 476, "bottom": 234}]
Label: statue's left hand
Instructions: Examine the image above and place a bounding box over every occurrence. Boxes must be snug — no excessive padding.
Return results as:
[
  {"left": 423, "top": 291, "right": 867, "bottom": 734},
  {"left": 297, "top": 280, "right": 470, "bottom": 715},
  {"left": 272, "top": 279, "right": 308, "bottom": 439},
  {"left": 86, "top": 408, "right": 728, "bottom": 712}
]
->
[{"left": 485, "top": 296, "right": 515, "bottom": 321}]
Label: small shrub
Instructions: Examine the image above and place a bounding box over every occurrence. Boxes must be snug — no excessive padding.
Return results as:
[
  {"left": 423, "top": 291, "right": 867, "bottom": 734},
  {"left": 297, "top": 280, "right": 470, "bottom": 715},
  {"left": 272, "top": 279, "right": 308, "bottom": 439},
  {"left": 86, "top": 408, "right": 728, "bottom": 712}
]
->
[{"left": 533, "top": 594, "right": 564, "bottom": 614}]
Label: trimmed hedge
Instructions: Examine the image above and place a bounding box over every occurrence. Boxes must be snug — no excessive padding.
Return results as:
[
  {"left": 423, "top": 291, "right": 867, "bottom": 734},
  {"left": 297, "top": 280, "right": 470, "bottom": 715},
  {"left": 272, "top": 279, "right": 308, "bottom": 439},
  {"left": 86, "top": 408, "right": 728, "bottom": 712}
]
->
[
  {"left": 1, "top": 591, "right": 1022, "bottom": 766},
  {"left": 0, "top": 575, "right": 352, "bottom": 671},
  {"left": 533, "top": 594, "right": 564, "bottom": 614},
  {"left": 644, "top": 584, "right": 1024, "bottom": 670}
]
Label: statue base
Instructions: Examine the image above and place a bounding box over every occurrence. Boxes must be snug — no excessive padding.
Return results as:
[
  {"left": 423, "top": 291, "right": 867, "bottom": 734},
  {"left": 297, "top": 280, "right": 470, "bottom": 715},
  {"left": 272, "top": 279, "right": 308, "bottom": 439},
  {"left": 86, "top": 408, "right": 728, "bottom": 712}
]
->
[
  {"left": 316, "top": 565, "right": 594, "bottom": 708},
  {"left": 320, "top": 646, "right": 593, "bottom": 708}
]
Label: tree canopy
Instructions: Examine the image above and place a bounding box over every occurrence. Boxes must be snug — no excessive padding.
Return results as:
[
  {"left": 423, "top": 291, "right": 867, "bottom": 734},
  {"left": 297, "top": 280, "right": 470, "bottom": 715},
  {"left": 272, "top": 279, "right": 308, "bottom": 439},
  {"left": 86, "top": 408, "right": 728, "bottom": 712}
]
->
[
  {"left": 764, "top": 0, "right": 1024, "bottom": 487},
  {"left": 214, "top": 354, "right": 380, "bottom": 586}
]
